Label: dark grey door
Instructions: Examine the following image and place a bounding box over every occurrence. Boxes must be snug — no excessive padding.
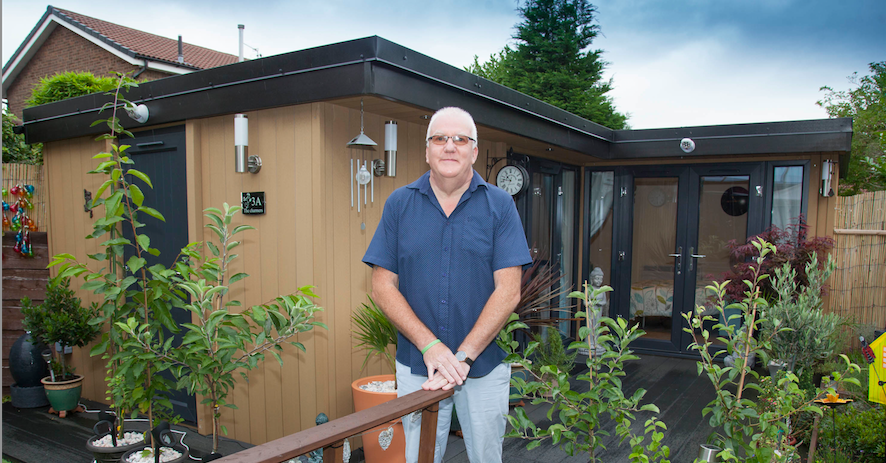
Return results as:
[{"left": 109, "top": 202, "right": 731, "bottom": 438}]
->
[{"left": 122, "top": 125, "right": 196, "bottom": 423}]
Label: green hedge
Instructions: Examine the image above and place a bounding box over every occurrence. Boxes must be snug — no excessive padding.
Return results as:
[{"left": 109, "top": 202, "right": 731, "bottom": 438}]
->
[{"left": 25, "top": 71, "right": 118, "bottom": 107}]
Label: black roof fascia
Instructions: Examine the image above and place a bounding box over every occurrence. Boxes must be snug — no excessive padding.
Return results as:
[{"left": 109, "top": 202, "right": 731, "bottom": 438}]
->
[
  {"left": 20, "top": 35, "right": 853, "bottom": 167},
  {"left": 370, "top": 38, "right": 614, "bottom": 157},
  {"left": 21, "top": 36, "right": 615, "bottom": 157},
  {"left": 611, "top": 118, "right": 853, "bottom": 171}
]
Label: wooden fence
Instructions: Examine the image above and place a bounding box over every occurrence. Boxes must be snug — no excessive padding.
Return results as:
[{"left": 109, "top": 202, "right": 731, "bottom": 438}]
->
[
  {"left": 2, "top": 163, "right": 50, "bottom": 394},
  {"left": 2, "top": 163, "right": 48, "bottom": 232},
  {"left": 828, "top": 190, "right": 886, "bottom": 337}
]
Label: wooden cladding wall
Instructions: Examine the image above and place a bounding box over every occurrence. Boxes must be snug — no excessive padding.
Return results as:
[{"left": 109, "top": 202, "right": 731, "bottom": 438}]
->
[
  {"left": 42, "top": 135, "right": 114, "bottom": 403},
  {"left": 1, "top": 231, "right": 50, "bottom": 395},
  {"left": 45, "top": 102, "right": 505, "bottom": 446},
  {"left": 185, "top": 102, "right": 505, "bottom": 444}
]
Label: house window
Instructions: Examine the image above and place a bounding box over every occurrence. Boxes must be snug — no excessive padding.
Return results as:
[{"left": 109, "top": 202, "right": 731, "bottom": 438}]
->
[{"left": 771, "top": 165, "right": 804, "bottom": 231}]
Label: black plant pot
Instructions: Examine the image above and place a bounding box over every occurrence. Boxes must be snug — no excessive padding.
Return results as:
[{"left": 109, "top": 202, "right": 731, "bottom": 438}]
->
[
  {"left": 120, "top": 444, "right": 189, "bottom": 463},
  {"left": 86, "top": 434, "right": 146, "bottom": 463}
]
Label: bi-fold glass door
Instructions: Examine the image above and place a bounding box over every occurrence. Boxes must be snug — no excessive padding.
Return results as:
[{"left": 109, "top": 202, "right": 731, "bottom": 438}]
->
[{"left": 590, "top": 163, "right": 763, "bottom": 354}]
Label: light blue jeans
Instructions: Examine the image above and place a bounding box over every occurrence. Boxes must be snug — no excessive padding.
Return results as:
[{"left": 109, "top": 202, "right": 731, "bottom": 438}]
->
[{"left": 396, "top": 360, "right": 511, "bottom": 463}]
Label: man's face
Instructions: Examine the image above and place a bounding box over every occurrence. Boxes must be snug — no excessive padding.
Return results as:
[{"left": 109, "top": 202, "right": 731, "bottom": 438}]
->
[{"left": 425, "top": 113, "right": 478, "bottom": 181}]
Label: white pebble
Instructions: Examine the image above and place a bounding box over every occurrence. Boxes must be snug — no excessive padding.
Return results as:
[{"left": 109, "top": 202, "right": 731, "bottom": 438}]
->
[
  {"left": 359, "top": 380, "right": 396, "bottom": 393},
  {"left": 124, "top": 447, "right": 182, "bottom": 463},
  {"left": 93, "top": 432, "right": 145, "bottom": 448}
]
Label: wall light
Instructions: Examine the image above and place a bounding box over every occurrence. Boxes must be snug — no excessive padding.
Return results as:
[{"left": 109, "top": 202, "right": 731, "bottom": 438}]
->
[
  {"left": 125, "top": 103, "right": 149, "bottom": 124},
  {"left": 234, "top": 114, "right": 261, "bottom": 174},
  {"left": 383, "top": 120, "right": 397, "bottom": 177},
  {"left": 821, "top": 159, "right": 835, "bottom": 197}
]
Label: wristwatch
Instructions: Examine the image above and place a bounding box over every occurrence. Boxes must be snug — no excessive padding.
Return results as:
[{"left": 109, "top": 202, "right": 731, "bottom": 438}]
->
[{"left": 455, "top": 351, "right": 473, "bottom": 366}]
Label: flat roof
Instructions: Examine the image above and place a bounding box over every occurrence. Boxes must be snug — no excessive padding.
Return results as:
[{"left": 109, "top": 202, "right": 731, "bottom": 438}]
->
[{"left": 21, "top": 36, "right": 851, "bottom": 164}]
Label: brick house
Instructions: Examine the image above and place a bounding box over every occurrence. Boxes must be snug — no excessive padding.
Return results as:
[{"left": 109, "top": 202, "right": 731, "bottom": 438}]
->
[{"left": 2, "top": 5, "right": 238, "bottom": 119}]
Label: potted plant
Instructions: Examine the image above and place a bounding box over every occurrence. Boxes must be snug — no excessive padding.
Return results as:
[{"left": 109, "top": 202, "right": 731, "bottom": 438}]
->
[
  {"left": 117, "top": 203, "right": 325, "bottom": 459},
  {"left": 498, "top": 283, "right": 671, "bottom": 462},
  {"left": 526, "top": 329, "right": 576, "bottom": 396},
  {"left": 683, "top": 238, "right": 861, "bottom": 462},
  {"left": 350, "top": 295, "right": 404, "bottom": 463},
  {"left": 763, "top": 252, "right": 843, "bottom": 376},
  {"left": 49, "top": 73, "right": 185, "bottom": 452},
  {"left": 21, "top": 277, "right": 101, "bottom": 417}
]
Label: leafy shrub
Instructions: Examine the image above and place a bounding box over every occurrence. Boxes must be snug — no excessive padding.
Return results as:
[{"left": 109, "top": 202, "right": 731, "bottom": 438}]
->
[
  {"left": 2, "top": 109, "right": 42, "bottom": 164},
  {"left": 528, "top": 328, "right": 575, "bottom": 380},
  {"left": 763, "top": 254, "right": 844, "bottom": 374},
  {"left": 25, "top": 71, "right": 118, "bottom": 107},
  {"left": 720, "top": 218, "right": 834, "bottom": 303},
  {"left": 817, "top": 404, "right": 886, "bottom": 463},
  {"left": 21, "top": 277, "right": 101, "bottom": 379}
]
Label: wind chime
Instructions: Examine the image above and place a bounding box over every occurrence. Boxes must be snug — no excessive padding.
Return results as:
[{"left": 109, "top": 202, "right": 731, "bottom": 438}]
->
[
  {"left": 2, "top": 183, "right": 37, "bottom": 257},
  {"left": 347, "top": 99, "right": 377, "bottom": 213}
]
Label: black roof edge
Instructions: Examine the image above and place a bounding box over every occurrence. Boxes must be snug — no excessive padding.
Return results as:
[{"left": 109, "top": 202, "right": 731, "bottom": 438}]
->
[
  {"left": 611, "top": 118, "right": 853, "bottom": 176},
  {"left": 19, "top": 35, "right": 853, "bottom": 167},
  {"left": 20, "top": 36, "right": 616, "bottom": 157}
]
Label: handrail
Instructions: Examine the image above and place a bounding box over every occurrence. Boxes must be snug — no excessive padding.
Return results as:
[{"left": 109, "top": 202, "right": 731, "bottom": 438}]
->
[{"left": 213, "top": 388, "right": 454, "bottom": 463}]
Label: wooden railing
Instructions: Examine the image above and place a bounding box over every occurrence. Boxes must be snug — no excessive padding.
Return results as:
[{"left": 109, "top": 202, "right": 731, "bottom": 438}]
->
[{"left": 214, "top": 388, "right": 453, "bottom": 463}]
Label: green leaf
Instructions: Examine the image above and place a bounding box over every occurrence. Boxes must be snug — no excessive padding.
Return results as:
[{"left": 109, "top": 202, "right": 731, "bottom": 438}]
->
[
  {"left": 138, "top": 206, "right": 165, "bottom": 221},
  {"left": 137, "top": 234, "right": 150, "bottom": 252},
  {"left": 129, "top": 183, "right": 144, "bottom": 207},
  {"left": 127, "top": 168, "right": 153, "bottom": 189}
]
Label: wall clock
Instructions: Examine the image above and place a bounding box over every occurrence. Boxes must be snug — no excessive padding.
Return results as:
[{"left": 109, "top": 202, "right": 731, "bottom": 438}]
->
[{"left": 496, "top": 165, "right": 529, "bottom": 196}]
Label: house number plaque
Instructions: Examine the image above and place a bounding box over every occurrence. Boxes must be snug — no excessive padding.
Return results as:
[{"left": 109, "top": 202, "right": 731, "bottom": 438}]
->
[{"left": 241, "top": 192, "right": 265, "bottom": 215}]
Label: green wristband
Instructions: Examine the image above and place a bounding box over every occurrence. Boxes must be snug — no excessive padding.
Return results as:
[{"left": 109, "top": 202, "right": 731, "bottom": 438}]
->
[{"left": 421, "top": 339, "right": 441, "bottom": 355}]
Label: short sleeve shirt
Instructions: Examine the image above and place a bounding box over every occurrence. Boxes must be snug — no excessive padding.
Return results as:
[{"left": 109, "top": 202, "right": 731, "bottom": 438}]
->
[{"left": 363, "top": 170, "right": 531, "bottom": 377}]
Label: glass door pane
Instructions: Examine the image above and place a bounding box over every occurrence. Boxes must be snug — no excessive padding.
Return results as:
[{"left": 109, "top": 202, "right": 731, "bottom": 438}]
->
[
  {"left": 588, "top": 171, "right": 614, "bottom": 319},
  {"left": 629, "top": 177, "right": 679, "bottom": 345},
  {"left": 694, "top": 175, "right": 750, "bottom": 345}
]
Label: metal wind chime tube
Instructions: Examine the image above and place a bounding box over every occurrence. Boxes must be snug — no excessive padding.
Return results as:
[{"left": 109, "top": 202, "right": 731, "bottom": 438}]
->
[{"left": 347, "top": 99, "right": 376, "bottom": 213}]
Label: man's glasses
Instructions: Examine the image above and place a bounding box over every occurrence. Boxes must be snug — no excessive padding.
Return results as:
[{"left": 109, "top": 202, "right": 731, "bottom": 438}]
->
[{"left": 427, "top": 134, "right": 476, "bottom": 146}]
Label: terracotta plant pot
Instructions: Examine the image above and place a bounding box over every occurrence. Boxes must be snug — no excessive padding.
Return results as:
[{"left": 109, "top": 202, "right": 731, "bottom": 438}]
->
[
  {"left": 351, "top": 374, "right": 406, "bottom": 463},
  {"left": 41, "top": 374, "right": 83, "bottom": 414}
]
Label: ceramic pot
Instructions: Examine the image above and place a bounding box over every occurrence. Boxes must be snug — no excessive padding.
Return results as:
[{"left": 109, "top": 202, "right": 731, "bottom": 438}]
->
[
  {"left": 351, "top": 374, "right": 405, "bottom": 463},
  {"left": 9, "top": 333, "right": 48, "bottom": 387},
  {"left": 41, "top": 374, "right": 83, "bottom": 413}
]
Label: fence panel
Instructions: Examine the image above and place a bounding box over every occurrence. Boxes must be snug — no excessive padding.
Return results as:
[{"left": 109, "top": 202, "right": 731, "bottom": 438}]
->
[
  {"left": 2, "top": 163, "right": 48, "bottom": 232},
  {"left": 829, "top": 190, "right": 886, "bottom": 335}
]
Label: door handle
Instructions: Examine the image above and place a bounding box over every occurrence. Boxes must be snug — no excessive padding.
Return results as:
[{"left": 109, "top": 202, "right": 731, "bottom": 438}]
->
[
  {"left": 668, "top": 246, "right": 683, "bottom": 275},
  {"left": 688, "top": 247, "right": 706, "bottom": 271}
]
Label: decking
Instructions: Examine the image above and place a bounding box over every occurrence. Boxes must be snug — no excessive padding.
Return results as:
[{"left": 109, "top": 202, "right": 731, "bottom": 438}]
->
[{"left": 2, "top": 353, "right": 716, "bottom": 462}]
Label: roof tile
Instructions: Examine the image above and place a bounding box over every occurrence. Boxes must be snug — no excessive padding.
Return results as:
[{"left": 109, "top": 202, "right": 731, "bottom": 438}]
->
[{"left": 56, "top": 7, "right": 239, "bottom": 69}]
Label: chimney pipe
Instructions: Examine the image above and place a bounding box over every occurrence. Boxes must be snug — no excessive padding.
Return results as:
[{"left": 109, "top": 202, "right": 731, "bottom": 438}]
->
[
  {"left": 177, "top": 35, "right": 184, "bottom": 63},
  {"left": 238, "top": 25, "right": 244, "bottom": 62}
]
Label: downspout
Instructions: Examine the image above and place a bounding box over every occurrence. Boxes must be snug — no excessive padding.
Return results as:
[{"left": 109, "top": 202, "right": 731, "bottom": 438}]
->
[{"left": 133, "top": 59, "right": 148, "bottom": 79}]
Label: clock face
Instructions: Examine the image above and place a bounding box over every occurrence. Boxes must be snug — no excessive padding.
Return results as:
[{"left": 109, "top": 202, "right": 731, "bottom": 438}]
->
[{"left": 496, "top": 165, "right": 527, "bottom": 196}]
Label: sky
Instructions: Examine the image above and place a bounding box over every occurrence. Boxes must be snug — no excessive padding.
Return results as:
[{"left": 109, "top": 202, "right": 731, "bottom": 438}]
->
[{"left": 2, "top": 0, "right": 883, "bottom": 129}]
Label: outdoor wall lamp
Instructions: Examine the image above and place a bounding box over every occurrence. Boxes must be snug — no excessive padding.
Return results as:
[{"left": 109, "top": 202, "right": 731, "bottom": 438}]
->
[
  {"left": 234, "top": 114, "right": 261, "bottom": 174},
  {"left": 125, "top": 103, "right": 149, "bottom": 124},
  {"left": 680, "top": 138, "right": 696, "bottom": 153},
  {"left": 821, "top": 159, "right": 835, "bottom": 197},
  {"left": 373, "top": 120, "right": 397, "bottom": 177}
]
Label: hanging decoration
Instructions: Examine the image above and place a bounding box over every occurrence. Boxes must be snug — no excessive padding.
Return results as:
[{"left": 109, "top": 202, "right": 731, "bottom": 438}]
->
[
  {"left": 347, "top": 99, "right": 377, "bottom": 213},
  {"left": 3, "top": 183, "right": 38, "bottom": 257}
]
